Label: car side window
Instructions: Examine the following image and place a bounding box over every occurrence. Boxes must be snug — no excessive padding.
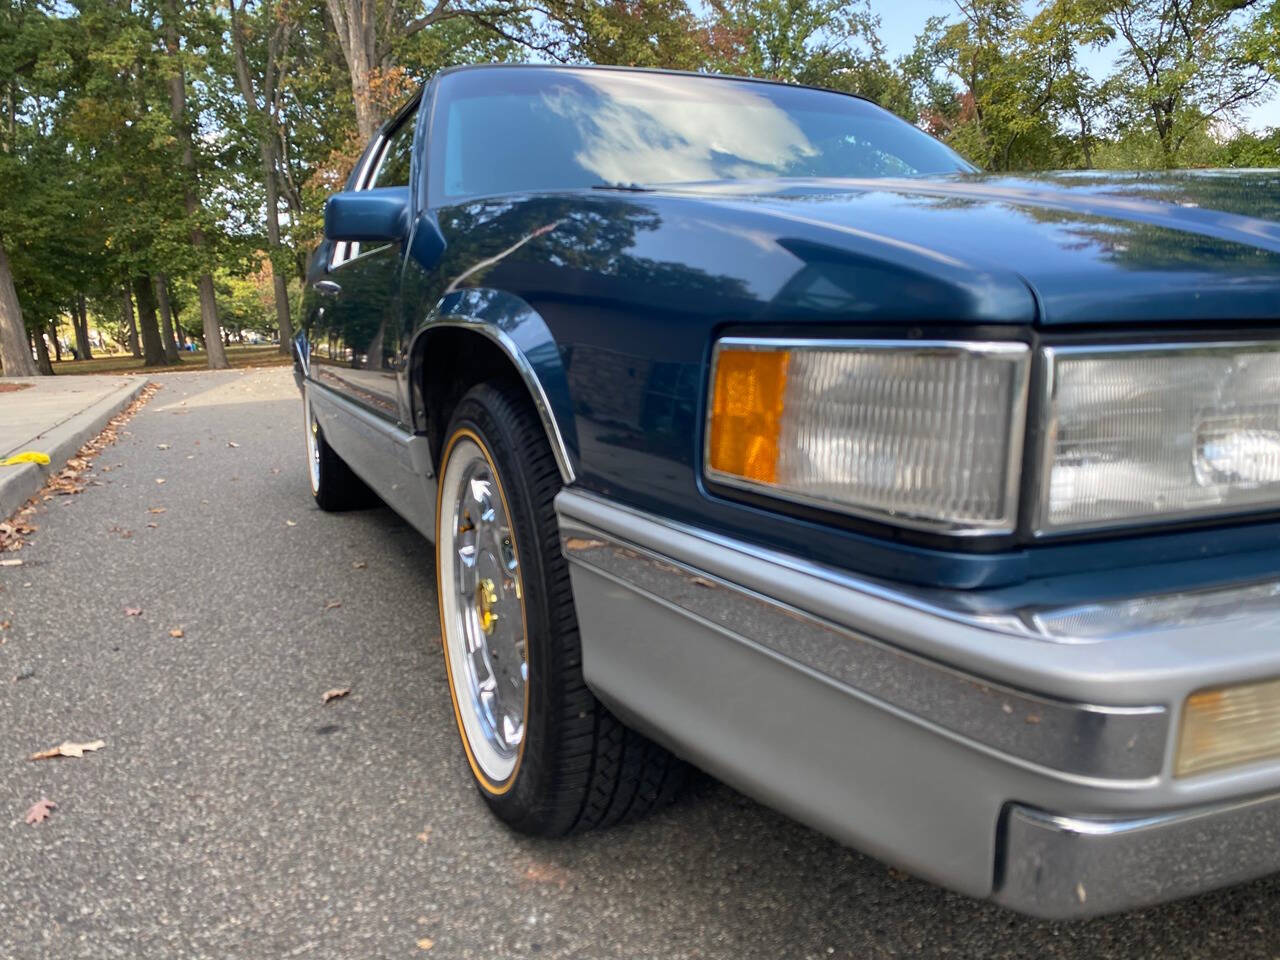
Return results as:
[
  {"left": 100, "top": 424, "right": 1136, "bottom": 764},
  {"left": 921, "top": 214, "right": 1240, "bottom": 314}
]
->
[{"left": 371, "top": 111, "right": 416, "bottom": 187}]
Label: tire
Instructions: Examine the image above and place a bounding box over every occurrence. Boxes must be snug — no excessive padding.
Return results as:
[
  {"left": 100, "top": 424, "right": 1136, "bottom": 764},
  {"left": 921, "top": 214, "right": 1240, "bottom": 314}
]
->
[
  {"left": 303, "top": 384, "right": 373, "bottom": 512},
  {"left": 435, "top": 380, "right": 685, "bottom": 835}
]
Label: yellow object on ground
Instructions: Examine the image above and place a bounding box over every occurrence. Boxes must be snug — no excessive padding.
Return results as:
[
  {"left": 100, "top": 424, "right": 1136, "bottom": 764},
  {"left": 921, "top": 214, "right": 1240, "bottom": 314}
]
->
[{"left": 1, "top": 451, "right": 51, "bottom": 466}]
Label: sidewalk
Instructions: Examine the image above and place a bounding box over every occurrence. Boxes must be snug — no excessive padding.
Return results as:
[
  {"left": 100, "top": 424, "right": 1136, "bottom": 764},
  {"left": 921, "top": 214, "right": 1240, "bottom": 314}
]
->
[{"left": 0, "top": 375, "right": 149, "bottom": 518}]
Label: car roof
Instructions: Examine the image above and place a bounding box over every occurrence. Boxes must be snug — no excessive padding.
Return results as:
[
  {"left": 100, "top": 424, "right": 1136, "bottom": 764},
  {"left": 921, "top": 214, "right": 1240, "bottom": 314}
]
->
[{"left": 431, "top": 62, "right": 880, "bottom": 108}]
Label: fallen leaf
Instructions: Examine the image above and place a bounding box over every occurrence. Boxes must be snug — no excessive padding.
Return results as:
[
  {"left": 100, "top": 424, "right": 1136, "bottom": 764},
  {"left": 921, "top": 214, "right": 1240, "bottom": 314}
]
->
[
  {"left": 285, "top": 520, "right": 297, "bottom": 527},
  {"left": 0, "top": 558, "right": 23, "bottom": 567},
  {"left": 323, "top": 599, "right": 342, "bottom": 610},
  {"left": 29, "top": 739, "right": 105, "bottom": 761},
  {"left": 124, "top": 606, "right": 142, "bottom": 617},
  {"left": 1025, "top": 714, "right": 1042, "bottom": 725},
  {"left": 154, "top": 478, "right": 166, "bottom": 485},
  {"left": 689, "top": 576, "right": 715, "bottom": 588},
  {"left": 156, "top": 443, "right": 170, "bottom": 450},
  {"left": 563, "top": 537, "right": 606, "bottom": 551},
  {"left": 352, "top": 560, "right": 367, "bottom": 569},
  {"left": 416, "top": 826, "right": 433, "bottom": 843},
  {"left": 146, "top": 522, "right": 158, "bottom": 529},
  {"left": 25, "top": 798, "right": 56, "bottom": 824},
  {"left": 1076, "top": 881, "right": 1087, "bottom": 904},
  {"left": 148, "top": 507, "right": 166, "bottom": 514},
  {"left": 322, "top": 687, "right": 351, "bottom": 703},
  {"left": 169, "top": 627, "right": 184, "bottom": 638},
  {"left": 416, "top": 938, "right": 434, "bottom": 951},
  {"left": 227, "top": 441, "right": 240, "bottom": 448}
]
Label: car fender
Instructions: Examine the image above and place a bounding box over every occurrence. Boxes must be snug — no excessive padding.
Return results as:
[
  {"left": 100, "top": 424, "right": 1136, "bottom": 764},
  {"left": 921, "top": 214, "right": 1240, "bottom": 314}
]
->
[{"left": 407, "top": 287, "right": 579, "bottom": 484}]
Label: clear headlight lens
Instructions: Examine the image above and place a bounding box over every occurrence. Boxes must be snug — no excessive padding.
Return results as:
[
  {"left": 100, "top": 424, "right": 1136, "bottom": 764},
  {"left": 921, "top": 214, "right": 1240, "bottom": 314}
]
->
[
  {"left": 705, "top": 339, "right": 1030, "bottom": 533},
  {"left": 1038, "top": 343, "right": 1280, "bottom": 533}
]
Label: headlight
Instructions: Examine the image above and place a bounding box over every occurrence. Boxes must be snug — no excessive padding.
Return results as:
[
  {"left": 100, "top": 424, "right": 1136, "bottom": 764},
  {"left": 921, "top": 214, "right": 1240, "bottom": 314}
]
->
[
  {"left": 705, "top": 339, "right": 1030, "bottom": 534},
  {"left": 1037, "top": 343, "right": 1280, "bottom": 533}
]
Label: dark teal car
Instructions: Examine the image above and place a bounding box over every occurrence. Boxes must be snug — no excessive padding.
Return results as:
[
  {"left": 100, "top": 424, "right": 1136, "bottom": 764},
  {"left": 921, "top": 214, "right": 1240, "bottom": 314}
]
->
[{"left": 294, "top": 63, "right": 1280, "bottom": 918}]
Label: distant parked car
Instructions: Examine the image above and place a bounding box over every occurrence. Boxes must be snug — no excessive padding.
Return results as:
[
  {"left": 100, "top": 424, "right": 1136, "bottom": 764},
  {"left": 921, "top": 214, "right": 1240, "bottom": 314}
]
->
[{"left": 295, "top": 63, "right": 1280, "bottom": 919}]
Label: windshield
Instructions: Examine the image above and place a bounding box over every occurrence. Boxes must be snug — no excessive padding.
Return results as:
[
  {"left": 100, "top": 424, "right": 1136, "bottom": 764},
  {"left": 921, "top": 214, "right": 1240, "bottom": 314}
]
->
[{"left": 431, "top": 67, "right": 973, "bottom": 202}]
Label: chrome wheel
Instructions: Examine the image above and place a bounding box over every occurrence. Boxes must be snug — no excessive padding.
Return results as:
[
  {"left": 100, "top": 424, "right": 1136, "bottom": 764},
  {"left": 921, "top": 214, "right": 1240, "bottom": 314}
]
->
[
  {"left": 438, "top": 433, "right": 528, "bottom": 786},
  {"left": 304, "top": 388, "right": 321, "bottom": 495}
]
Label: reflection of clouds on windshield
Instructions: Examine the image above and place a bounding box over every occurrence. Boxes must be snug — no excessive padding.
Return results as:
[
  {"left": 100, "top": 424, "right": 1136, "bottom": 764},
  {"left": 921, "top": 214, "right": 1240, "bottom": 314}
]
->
[{"left": 543, "top": 72, "right": 816, "bottom": 185}]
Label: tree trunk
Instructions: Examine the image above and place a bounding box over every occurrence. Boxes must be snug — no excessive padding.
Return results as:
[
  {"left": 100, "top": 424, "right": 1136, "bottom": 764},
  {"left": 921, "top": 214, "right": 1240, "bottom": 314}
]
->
[
  {"left": 227, "top": 1, "right": 296, "bottom": 354},
  {"left": 153, "top": 273, "right": 180, "bottom": 362},
  {"left": 74, "top": 293, "right": 92, "bottom": 359},
  {"left": 0, "top": 240, "right": 37, "bottom": 376},
  {"left": 162, "top": 0, "right": 229, "bottom": 369},
  {"left": 171, "top": 290, "right": 187, "bottom": 347},
  {"left": 48, "top": 321, "right": 61, "bottom": 362},
  {"left": 122, "top": 285, "right": 141, "bottom": 358},
  {"left": 132, "top": 275, "right": 169, "bottom": 367},
  {"left": 323, "top": 0, "right": 381, "bottom": 140},
  {"left": 33, "top": 328, "right": 53, "bottom": 375}
]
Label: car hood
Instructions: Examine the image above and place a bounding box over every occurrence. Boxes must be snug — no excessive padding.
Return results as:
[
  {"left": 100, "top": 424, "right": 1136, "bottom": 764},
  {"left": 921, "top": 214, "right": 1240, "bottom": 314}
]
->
[{"left": 668, "top": 171, "right": 1280, "bottom": 327}]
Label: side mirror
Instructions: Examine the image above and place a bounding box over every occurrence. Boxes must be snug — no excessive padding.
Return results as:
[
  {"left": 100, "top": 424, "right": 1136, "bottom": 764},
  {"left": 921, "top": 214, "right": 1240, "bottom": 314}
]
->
[{"left": 324, "top": 186, "right": 411, "bottom": 243}]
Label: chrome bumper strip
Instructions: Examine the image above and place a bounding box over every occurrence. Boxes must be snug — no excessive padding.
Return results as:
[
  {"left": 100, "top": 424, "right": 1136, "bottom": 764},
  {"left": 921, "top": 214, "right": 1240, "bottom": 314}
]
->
[
  {"left": 557, "top": 492, "right": 1168, "bottom": 781},
  {"left": 997, "top": 794, "right": 1280, "bottom": 918}
]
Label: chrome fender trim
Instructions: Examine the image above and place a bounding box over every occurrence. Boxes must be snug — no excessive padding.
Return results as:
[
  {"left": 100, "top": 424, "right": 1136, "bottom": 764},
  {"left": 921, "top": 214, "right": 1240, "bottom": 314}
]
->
[{"left": 412, "top": 313, "right": 575, "bottom": 486}]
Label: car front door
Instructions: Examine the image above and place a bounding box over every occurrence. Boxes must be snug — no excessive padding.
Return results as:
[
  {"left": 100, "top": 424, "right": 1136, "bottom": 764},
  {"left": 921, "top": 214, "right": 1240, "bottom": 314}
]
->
[{"left": 309, "top": 102, "right": 419, "bottom": 424}]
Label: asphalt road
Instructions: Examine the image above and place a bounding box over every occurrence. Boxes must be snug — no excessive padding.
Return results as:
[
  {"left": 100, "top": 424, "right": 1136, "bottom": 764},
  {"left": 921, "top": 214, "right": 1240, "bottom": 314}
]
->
[{"left": 2, "top": 367, "right": 1277, "bottom": 960}]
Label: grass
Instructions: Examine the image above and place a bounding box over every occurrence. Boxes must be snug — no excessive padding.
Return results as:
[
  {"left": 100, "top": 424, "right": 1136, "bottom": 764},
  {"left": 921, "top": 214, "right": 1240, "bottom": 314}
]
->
[{"left": 47, "top": 344, "right": 293, "bottom": 375}]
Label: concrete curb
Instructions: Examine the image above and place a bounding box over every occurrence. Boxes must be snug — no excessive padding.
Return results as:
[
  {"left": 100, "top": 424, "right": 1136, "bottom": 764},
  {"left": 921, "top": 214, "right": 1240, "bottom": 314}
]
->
[{"left": 1, "top": 378, "right": 151, "bottom": 520}]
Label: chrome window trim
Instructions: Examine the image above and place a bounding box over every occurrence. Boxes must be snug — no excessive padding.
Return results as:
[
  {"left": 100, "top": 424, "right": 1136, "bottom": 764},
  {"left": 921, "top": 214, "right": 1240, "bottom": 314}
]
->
[
  {"left": 558, "top": 492, "right": 1168, "bottom": 780},
  {"left": 1032, "top": 339, "right": 1280, "bottom": 537},
  {"left": 703, "top": 337, "right": 1032, "bottom": 536}
]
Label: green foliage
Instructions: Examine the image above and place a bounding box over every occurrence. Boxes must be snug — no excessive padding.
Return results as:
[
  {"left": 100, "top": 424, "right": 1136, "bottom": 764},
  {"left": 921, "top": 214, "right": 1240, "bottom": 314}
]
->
[{"left": 1, "top": 0, "right": 1276, "bottom": 354}]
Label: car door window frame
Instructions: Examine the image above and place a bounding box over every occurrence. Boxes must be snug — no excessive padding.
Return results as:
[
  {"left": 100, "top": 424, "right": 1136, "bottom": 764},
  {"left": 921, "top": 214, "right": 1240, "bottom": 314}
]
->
[{"left": 329, "top": 95, "right": 422, "bottom": 270}]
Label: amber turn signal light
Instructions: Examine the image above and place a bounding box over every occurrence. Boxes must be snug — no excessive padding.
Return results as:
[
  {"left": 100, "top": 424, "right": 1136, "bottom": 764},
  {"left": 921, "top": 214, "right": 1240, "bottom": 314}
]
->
[
  {"left": 707, "top": 347, "right": 790, "bottom": 485},
  {"left": 1177, "top": 677, "right": 1280, "bottom": 777}
]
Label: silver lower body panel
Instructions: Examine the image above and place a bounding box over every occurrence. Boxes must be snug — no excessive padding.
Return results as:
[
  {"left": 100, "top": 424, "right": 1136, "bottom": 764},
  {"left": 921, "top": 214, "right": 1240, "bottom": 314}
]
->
[{"left": 556, "top": 489, "right": 1280, "bottom": 918}]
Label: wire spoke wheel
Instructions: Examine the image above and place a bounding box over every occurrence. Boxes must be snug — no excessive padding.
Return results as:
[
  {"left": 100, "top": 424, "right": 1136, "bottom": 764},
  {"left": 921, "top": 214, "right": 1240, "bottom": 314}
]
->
[{"left": 438, "top": 433, "right": 528, "bottom": 787}]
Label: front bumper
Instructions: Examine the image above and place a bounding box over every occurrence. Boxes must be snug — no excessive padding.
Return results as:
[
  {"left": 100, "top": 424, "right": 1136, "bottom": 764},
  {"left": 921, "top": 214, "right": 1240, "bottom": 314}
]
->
[{"left": 556, "top": 489, "right": 1280, "bottom": 918}]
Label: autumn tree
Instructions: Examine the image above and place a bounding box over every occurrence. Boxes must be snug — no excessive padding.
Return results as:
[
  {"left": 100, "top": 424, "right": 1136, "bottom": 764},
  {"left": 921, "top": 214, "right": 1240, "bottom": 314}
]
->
[{"left": 1055, "top": 0, "right": 1275, "bottom": 166}]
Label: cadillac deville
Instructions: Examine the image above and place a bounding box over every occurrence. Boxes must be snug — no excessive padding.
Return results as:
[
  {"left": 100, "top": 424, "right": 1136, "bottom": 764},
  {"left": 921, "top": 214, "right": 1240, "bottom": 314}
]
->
[{"left": 294, "top": 63, "right": 1280, "bottom": 918}]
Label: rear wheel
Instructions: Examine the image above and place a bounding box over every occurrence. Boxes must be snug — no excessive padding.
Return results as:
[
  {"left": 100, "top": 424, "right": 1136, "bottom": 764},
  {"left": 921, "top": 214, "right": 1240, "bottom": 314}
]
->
[
  {"left": 303, "top": 384, "right": 372, "bottom": 511},
  {"left": 436, "top": 380, "right": 685, "bottom": 834}
]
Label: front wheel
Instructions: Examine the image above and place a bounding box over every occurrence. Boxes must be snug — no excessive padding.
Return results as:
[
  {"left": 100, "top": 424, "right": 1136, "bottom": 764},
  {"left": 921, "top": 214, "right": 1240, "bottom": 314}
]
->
[{"left": 435, "top": 381, "right": 684, "bottom": 834}]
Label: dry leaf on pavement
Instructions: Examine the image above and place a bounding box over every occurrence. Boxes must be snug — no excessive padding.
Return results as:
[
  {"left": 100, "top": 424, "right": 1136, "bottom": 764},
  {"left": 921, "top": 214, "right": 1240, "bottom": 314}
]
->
[
  {"left": 156, "top": 443, "right": 170, "bottom": 450},
  {"left": 416, "top": 938, "right": 434, "bottom": 951},
  {"left": 0, "top": 558, "right": 24, "bottom": 567},
  {"left": 352, "top": 560, "right": 367, "bottom": 569},
  {"left": 148, "top": 507, "right": 166, "bottom": 514},
  {"left": 322, "top": 687, "right": 351, "bottom": 703},
  {"left": 323, "top": 599, "right": 342, "bottom": 610},
  {"left": 124, "top": 606, "right": 142, "bottom": 617},
  {"left": 155, "top": 478, "right": 166, "bottom": 485},
  {"left": 227, "top": 441, "right": 240, "bottom": 448},
  {"left": 169, "top": 627, "right": 184, "bottom": 638},
  {"left": 25, "top": 799, "right": 56, "bottom": 824},
  {"left": 29, "top": 740, "right": 105, "bottom": 761},
  {"left": 285, "top": 520, "right": 297, "bottom": 527}
]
